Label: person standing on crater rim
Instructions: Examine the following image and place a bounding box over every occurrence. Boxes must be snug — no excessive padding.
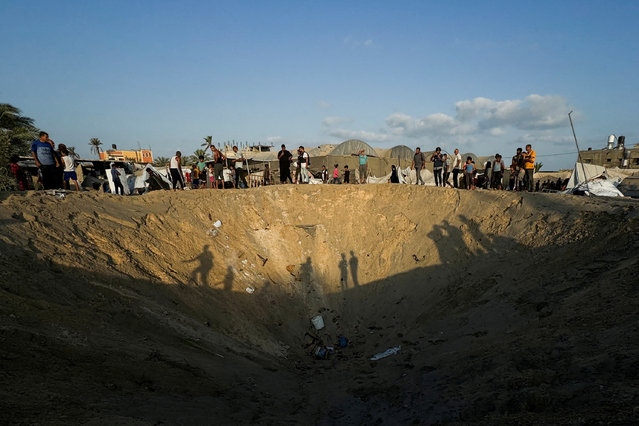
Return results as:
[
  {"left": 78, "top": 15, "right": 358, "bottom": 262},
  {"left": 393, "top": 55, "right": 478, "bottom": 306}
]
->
[
  {"left": 278, "top": 144, "right": 293, "bottom": 184},
  {"left": 358, "top": 149, "right": 368, "bottom": 184},
  {"left": 452, "top": 148, "right": 462, "bottom": 188},
  {"left": 412, "top": 147, "right": 426, "bottom": 185},
  {"left": 169, "top": 151, "right": 185, "bottom": 190},
  {"left": 522, "top": 144, "right": 536, "bottom": 192},
  {"left": 31, "top": 131, "right": 59, "bottom": 190}
]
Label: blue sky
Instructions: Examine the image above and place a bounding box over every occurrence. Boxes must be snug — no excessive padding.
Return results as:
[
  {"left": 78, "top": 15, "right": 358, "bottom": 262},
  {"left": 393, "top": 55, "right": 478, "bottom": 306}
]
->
[{"left": 2, "top": 0, "right": 638, "bottom": 170}]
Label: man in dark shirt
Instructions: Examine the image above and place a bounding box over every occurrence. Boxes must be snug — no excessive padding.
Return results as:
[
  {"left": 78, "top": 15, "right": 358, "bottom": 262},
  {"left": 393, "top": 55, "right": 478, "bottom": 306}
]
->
[{"left": 278, "top": 144, "right": 293, "bottom": 184}]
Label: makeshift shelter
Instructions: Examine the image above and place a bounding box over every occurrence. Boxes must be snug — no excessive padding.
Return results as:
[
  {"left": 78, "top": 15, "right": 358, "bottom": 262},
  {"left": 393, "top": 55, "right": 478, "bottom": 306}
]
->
[
  {"left": 330, "top": 139, "right": 377, "bottom": 157},
  {"left": 565, "top": 162, "right": 624, "bottom": 197}
]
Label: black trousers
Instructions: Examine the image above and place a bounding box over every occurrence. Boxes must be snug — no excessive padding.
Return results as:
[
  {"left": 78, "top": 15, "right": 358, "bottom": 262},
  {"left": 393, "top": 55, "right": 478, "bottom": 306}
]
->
[
  {"left": 113, "top": 179, "right": 124, "bottom": 195},
  {"left": 433, "top": 168, "right": 442, "bottom": 186},
  {"left": 452, "top": 169, "right": 460, "bottom": 188},
  {"left": 280, "top": 167, "right": 292, "bottom": 183},
  {"left": 170, "top": 168, "right": 184, "bottom": 189},
  {"left": 40, "top": 165, "right": 59, "bottom": 190}
]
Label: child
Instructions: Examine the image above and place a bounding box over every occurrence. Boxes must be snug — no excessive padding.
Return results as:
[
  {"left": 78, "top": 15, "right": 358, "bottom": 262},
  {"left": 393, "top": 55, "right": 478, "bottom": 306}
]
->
[
  {"left": 111, "top": 164, "right": 124, "bottom": 195},
  {"left": 208, "top": 163, "right": 215, "bottom": 188},
  {"left": 464, "top": 157, "right": 475, "bottom": 190},
  {"left": 343, "top": 165, "right": 350, "bottom": 184},
  {"left": 321, "top": 165, "right": 328, "bottom": 183},
  {"left": 263, "top": 164, "right": 271, "bottom": 185},
  {"left": 191, "top": 164, "right": 200, "bottom": 189},
  {"left": 9, "top": 155, "right": 28, "bottom": 191},
  {"left": 60, "top": 146, "right": 81, "bottom": 191},
  {"left": 332, "top": 164, "right": 341, "bottom": 184}
]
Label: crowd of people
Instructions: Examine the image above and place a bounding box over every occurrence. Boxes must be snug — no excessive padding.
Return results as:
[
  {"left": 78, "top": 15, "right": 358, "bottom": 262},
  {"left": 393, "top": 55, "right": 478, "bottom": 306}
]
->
[
  {"left": 15, "top": 131, "right": 83, "bottom": 191},
  {"left": 411, "top": 144, "right": 540, "bottom": 191},
  {"left": 17, "top": 132, "right": 550, "bottom": 194}
]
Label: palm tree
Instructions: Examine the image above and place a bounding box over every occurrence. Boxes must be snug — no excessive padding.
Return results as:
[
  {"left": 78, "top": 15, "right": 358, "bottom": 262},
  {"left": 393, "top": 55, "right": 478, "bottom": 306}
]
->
[
  {"left": 153, "top": 156, "right": 170, "bottom": 167},
  {"left": 194, "top": 148, "right": 210, "bottom": 161},
  {"left": 202, "top": 136, "right": 213, "bottom": 152},
  {"left": 534, "top": 162, "right": 543, "bottom": 173},
  {"left": 67, "top": 146, "right": 79, "bottom": 159},
  {"left": 89, "top": 138, "right": 102, "bottom": 158}
]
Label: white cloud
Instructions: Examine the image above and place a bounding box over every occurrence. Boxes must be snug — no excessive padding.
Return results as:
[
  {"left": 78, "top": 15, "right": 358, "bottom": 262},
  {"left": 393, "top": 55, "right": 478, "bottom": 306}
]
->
[
  {"left": 386, "top": 94, "right": 571, "bottom": 139},
  {"left": 322, "top": 116, "right": 353, "bottom": 127},
  {"left": 343, "top": 35, "right": 376, "bottom": 48},
  {"left": 317, "top": 100, "right": 331, "bottom": 109},
  {"left": 327, "top": 128, "right": 391, "bottom": 143}
]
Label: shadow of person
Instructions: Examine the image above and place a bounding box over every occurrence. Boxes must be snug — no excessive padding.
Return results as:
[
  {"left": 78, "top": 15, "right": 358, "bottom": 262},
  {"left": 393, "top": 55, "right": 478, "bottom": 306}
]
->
[
  {"left": 339, "top": 253, "right": 348, "bottom": 290},
  {"left": 349, "top": 250, "right": 359, "bottom": 287},
  {"left": 427, "top": 219, "right": 472, "bottom": 265},
  {"left": 223, "top": 265, "right": 234, "bottom": 291},
  {"left": 186, "top": 244, "right": 214, "bottom": 286},
  {"left": 300, "top": 257, "right": 313, "bottom": 288}
]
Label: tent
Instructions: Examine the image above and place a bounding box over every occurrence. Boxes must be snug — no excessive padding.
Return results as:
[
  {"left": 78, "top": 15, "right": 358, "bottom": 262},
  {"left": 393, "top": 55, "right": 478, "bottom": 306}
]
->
[
  {"left": 389, "top": 145, "right": 415, "bottom": 161},
  {"left": 330, "top": 139, "right": 377, "bottom": 157},
  {"left": 564, "top": 162, "right": 624, "bottom": 197}
]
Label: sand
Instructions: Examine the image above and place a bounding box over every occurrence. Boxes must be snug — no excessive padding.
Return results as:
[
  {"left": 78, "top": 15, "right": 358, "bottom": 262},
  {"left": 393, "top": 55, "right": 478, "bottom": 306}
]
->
[{"left": 1, "top": 186, "right": 638, "bottom": 424}]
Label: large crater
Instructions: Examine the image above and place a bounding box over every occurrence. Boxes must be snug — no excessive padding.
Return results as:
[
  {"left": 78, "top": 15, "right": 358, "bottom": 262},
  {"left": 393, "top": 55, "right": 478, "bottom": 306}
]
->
[{"left": 0, "top": 186, "right": 638, "bottom": 424}]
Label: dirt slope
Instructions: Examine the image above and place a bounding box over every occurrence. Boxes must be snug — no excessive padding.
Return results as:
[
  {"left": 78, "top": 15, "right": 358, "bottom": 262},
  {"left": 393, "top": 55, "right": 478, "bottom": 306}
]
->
[{"left": 0, "top": 186, "right": 638, "bottom": 424}]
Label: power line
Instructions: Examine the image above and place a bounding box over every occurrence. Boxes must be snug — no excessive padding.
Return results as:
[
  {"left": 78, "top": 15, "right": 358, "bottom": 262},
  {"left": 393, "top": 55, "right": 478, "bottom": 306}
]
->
[{"left": 536, "top": 151, "right": 576, "bottom": 158}]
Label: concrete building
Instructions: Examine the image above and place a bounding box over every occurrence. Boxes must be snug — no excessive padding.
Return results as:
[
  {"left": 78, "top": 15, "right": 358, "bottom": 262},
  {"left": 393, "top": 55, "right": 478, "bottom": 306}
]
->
[
  {"left": 100, "top": 149, "right": 153, "bottom": 163},
  {"left": 579, "top": 135, "right": 639, "bottom": 169}
]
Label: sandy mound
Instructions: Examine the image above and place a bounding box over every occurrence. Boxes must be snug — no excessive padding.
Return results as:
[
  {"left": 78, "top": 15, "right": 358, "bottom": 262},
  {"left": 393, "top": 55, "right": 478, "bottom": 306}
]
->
[{"left": 1, "top": 186, "right": 638, "bottom": 424}]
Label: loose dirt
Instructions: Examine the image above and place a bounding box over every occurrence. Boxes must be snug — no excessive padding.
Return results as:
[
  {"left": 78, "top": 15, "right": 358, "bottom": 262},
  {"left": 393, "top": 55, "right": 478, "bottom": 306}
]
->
[{"left": 1, "top": 186, "right": 638, "bottom": 424}]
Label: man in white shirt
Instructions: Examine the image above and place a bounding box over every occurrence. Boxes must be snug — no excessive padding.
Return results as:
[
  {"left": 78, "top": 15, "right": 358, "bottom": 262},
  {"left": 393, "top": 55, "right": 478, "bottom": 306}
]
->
[
  {"left": 169, "top": 151, "right": 185, "bottom": 190},
  {"left": 298, "top": 146, "right": 310, "bottom": 183},
  {"left": 230, "top": 146, "right": 246, "bottom": 187},
  {"left": 452, "top": 148, "right": 463, "bottom": 188}
]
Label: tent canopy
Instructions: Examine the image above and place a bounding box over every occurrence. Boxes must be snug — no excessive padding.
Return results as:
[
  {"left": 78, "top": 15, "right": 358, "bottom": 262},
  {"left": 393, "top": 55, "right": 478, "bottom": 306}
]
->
[
  {"left": 389, "top": 145, "right": 415, "bottom": 161},
  {"left": 330, "top": 139, "right": 377, "bottom": 157}
]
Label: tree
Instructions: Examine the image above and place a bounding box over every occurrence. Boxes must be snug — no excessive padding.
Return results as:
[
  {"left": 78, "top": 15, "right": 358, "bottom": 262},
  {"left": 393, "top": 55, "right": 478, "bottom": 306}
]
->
[
  {"left": 89, "top": 137, "right": 102, "bottom": 158},
  {"left": 534, "top": 162, "right": 543, "bottom": 173},
  {"left": 0, "top": 104, "right": 38, "bottom": 190},
  {"left": 67, "top": 146, "right": 79, "bottom": 159},
  {"left": 193, "top": 148, "right": 210, "bottom": 161},
  {"left": 153, "top": 156, "right": 170, "bottom": 167}
]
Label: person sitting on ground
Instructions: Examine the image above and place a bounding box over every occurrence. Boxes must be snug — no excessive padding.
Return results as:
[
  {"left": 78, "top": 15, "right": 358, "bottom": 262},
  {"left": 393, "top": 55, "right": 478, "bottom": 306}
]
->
[
  {"left": 111, "top": 164, "right": 124, "bottom": 195},
  {"left": 343, "top": 165, "right": 350, "bottom": 184},
  {"left": 60, "top": 145, "right": 81, "bottom": 191},
  {"left": 389, "top": 165, "right": 400, "bottom": 183},
  {"left": 332, "top": 164, "right": 341, "bottom": 184}
]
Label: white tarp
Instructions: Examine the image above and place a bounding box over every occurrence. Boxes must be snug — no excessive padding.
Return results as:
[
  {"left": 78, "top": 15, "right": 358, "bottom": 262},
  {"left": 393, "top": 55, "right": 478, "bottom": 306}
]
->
[
  {"left": 565, "top": 162, "right": 624, "bottom": 197},
  {"left": 565, "top": 163, "right": 606, "bottom": 190},
  {"left": 135, "top": 165, "right": 172, "bottom": 190},
  {"left": 366, "top": 167, "right": 435, "bottom": 185},
  {"left": 106, "top": 165, "right": 133, "bottom": 195}
]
